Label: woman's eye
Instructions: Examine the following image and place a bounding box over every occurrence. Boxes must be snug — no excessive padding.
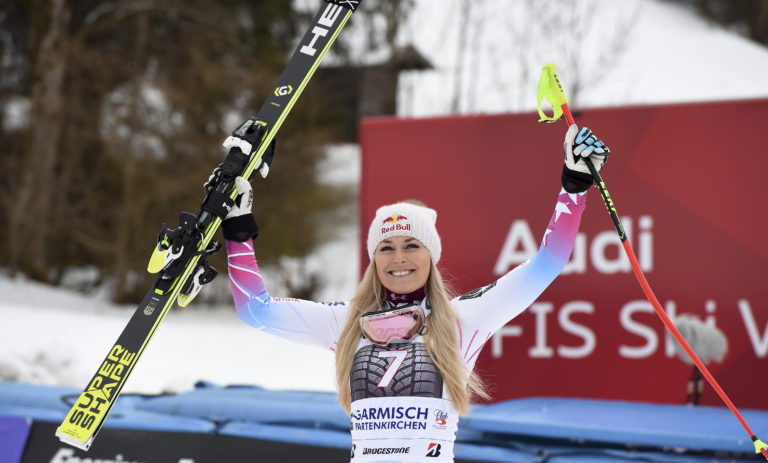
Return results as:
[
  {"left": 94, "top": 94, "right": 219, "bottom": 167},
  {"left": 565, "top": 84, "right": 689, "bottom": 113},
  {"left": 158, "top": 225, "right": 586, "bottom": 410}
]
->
[
  {"left": 406, "top": 243, "right": 420, "bottom": 249},
  {"left": 379, "top": 246, "right": 394, "bottom": 252}
]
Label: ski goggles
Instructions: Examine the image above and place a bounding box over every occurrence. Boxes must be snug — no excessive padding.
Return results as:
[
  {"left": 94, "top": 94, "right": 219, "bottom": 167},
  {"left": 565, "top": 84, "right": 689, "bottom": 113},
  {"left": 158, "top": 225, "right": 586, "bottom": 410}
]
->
[{"left": 359, "top": 304, "right": 425, "bottom": 346}]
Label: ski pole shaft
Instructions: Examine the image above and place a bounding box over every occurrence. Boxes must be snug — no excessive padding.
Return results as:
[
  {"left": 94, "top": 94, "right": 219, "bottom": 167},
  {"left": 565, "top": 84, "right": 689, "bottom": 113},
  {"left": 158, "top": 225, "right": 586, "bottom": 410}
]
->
[{"left": 558, "top": 101, "right": 768, "bottom": 459}]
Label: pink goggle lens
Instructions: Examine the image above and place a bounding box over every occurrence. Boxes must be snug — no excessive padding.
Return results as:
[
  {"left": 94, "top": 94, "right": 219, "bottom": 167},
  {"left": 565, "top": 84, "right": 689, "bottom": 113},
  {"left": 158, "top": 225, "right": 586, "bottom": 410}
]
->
[{"left": 360, "top": 305, "right": 425, "bottom": 346}]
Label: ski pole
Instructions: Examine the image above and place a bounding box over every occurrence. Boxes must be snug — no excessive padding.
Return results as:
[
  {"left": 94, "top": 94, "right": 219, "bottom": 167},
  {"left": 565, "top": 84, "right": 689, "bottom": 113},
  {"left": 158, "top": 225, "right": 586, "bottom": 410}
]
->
[{"left": 536, "top": 63, "right": 768, "bottom": 459}]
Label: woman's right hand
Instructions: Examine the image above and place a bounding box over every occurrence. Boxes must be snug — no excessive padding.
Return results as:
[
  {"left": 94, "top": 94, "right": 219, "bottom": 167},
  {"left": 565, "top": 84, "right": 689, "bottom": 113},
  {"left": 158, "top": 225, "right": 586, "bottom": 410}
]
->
[
  {"left": 561, "top": 124, "right": 610, "bottom": 193},
  {"left": 221, "top": 176, "right": 260, "bottom": 242}
]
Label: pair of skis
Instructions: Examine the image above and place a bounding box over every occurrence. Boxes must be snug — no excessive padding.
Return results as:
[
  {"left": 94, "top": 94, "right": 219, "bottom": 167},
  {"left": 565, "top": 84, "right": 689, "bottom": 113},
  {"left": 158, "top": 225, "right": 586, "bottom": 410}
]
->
[{"left": 55, "top": 0, "right": 360, "bottom": 451}]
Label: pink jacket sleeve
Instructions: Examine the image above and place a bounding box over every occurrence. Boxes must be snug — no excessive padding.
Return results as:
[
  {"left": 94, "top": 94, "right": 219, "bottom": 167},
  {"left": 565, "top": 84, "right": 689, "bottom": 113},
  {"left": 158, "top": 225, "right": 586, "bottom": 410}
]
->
[
  {"left": 454, "top": 188, "right": 586, "bottom": 361},
  {"left": 227, "top": 240, "right": 347, "bottom": 351}
]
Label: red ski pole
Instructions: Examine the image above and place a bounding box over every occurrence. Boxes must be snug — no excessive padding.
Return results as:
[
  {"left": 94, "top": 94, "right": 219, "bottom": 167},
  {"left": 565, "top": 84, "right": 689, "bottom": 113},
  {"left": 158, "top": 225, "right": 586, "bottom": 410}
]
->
[{"left": 537, "top": 63, "right": 768, "bottom": 459}]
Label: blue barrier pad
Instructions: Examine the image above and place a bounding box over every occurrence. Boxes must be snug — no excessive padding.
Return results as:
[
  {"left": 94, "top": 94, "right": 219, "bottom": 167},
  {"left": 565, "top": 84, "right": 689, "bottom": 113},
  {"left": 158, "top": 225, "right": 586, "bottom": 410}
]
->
[
  {"left": 220, "top": 421, "right": 352, "bottom": 448},
  {"left": 98, "top": 410, "right": 216, "bottom": 433},
  {"left": 0, "top": 381, "right": 78, "bottom": 412},
  {"left": 0, "top": 381, "right": 215, "bottom": 433},
  {"left": 0, "top": 402, "right": 215, "bottom": 433},
  {"left": 0, "top": 380, "right": 148, "bottom": 413},
  {"left": 462, "top": 397, "right": 767, "bottom": 454},
  {"left": 3, "top": 380, "right": 765, "bottom": 459},
  {"left": 0, "top": 405, "right": 66, "bottom": 423},
  {"left": 453, "top": 441, "right": 539, "bottom": 463},
  {"left": 137, "top": 383, "right": 350, "bottom": 431}
]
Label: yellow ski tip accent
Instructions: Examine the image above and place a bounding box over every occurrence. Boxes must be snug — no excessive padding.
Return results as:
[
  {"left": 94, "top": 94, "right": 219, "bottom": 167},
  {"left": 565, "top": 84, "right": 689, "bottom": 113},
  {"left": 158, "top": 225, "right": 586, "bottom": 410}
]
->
[
  {"left": 537, "top": 63, "right": 568, "bottom": 123},
  {"left": 754, "top": 437, "right": 767, "bottom": 454},
  {"left": 56, "top": 389, "right": 112, "bottom": 450},
  {"left": 147, "top": 245, "right": 168, "bottom": 273}
]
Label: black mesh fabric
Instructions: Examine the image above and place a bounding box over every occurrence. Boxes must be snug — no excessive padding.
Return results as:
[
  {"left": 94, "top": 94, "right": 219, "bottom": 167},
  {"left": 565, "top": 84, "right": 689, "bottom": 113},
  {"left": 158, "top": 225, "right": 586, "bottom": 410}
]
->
[{"left": 351, "top": 343, "right": 443, "bottom": 401}]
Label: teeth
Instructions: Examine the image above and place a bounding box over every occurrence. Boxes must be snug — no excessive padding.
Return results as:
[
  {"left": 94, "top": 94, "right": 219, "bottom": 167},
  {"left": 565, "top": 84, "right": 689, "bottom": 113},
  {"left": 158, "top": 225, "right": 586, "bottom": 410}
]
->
[{"left": 391, "top": 270, "right": 412, "bottom": 277}]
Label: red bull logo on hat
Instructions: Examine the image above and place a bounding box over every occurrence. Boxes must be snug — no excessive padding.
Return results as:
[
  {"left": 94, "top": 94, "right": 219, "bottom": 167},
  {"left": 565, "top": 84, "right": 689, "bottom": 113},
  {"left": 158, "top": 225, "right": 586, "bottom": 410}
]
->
[
  {"left": 382, "top": 214, "right": 408, "bottom": 225},
  {"left": 382, "top": 214, "right": 410, "bottom": 234}
]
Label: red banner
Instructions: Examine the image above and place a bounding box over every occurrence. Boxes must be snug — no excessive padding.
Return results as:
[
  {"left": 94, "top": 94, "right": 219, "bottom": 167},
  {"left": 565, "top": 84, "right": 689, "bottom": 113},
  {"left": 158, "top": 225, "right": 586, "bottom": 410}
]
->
[{"left": 359, "top": 99, "right": 768, "bottom": 409}]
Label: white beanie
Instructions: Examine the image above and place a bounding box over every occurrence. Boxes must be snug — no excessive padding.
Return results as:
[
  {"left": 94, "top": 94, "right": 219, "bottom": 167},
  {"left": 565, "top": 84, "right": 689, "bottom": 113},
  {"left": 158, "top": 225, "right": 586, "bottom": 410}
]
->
[{"left": 366, "top": 202, "right": 442, "bottom": 263}]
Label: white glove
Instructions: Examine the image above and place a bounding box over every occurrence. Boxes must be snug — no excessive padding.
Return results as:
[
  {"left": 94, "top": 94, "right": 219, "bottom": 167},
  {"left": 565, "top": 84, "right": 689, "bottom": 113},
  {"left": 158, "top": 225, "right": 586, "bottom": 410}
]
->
[
  {"left": 226, "top": 176, "right": 253, "bottom": 220},
  {"left": 222, "top": 136, "right": 273, "bottom": 178},
  {"left": 564, "top": 124, "right": 609, "bottom": 175},
  {"left": 222, "top": 117, "right": 274, "bottom": 179},
  {"left": 223, "top": 135, "right": 253, "bottom": 157}
]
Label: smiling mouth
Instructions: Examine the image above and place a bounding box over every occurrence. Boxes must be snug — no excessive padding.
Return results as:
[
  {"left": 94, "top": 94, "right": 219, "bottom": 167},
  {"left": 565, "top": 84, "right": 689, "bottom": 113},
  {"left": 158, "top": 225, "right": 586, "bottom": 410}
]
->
[{"left": 389, "top": 270, "right": 414, "bottom": 277}]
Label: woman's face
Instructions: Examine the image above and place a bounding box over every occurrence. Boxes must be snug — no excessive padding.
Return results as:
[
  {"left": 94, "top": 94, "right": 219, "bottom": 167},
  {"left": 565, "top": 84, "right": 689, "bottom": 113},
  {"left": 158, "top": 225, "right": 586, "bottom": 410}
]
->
[{"left": 374, "top": 236, "right": 431, "bottom": 294}]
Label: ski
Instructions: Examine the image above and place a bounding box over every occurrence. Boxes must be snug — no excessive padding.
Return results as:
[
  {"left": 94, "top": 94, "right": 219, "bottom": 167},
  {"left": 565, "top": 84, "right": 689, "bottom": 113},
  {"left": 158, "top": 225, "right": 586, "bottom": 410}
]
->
[{"left": 55, "top": 0, "right": 360, "bottom": 451}]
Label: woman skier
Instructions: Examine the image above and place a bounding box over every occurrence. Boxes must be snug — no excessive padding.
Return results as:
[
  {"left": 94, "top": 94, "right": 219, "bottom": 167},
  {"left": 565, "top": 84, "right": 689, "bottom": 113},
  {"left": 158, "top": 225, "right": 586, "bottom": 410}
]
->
[{"left": 221, "top": 124, "right": 609, "bottom": 462}]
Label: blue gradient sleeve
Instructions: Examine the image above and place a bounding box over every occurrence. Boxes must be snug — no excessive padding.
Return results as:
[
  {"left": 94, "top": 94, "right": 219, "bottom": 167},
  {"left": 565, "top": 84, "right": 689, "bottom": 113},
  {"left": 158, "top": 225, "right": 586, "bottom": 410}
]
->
[{"left": 456, "top": 188, "right": 586, "bottom": 336}]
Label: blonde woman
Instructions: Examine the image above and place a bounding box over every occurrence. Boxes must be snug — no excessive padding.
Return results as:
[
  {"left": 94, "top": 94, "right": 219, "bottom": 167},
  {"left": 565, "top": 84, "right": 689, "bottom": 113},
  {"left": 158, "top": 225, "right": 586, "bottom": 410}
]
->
[{"left": 222, "top": 124, "right": 609, "bottom": 462}]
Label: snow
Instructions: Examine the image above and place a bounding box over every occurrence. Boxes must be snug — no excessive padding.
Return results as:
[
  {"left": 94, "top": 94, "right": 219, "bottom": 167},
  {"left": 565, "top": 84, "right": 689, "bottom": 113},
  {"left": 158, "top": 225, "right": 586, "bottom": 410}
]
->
[
  {"left": 0, "top": 275, "right": 340, "bottom": 393},
  {"left": 0, "top": 144, "right": 362, "bottom": 395},
  {"left": 2, "top": 0, "right": 768, "bottom": 396}
]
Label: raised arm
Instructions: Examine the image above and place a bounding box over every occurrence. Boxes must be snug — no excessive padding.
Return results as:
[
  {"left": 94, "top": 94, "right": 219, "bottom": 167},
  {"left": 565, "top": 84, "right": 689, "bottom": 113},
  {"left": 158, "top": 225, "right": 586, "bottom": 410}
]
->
[
  {"left": 221, "top": 175, "right": 346, "bottom": 350},
  {"left": 456, "top": 125, "right": 609, "bottom": 336},
  {"left": 227, "top": 239, "right": 345, "bottom": 350}
]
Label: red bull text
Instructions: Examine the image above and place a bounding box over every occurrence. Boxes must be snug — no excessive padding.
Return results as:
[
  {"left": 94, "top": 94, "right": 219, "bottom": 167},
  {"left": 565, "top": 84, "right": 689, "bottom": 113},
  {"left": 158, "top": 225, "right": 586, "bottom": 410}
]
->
[{"left": 382, "top": 223, "right": 411, "bottom": 234}]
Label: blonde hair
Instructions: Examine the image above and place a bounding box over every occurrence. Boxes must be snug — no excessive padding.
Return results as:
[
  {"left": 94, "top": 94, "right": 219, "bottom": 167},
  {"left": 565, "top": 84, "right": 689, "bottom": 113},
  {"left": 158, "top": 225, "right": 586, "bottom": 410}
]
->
[{"left": 334, "top": 260, "right": 488, "bottom": 414}]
